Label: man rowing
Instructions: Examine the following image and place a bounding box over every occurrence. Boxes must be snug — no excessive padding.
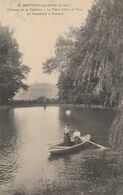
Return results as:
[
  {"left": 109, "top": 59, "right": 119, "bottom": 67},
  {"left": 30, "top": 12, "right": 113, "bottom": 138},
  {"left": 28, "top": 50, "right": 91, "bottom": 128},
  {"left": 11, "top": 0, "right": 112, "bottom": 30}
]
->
[{"left": 72, "top": 129, "right": 81, "bottom": 144}]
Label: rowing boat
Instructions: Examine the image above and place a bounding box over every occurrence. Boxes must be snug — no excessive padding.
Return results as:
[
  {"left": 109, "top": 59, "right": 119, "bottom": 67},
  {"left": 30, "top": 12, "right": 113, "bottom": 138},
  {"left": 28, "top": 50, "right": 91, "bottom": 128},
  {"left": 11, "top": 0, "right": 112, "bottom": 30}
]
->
[{"left": 48, "top": 134, "right": 90, "bottom": 155}]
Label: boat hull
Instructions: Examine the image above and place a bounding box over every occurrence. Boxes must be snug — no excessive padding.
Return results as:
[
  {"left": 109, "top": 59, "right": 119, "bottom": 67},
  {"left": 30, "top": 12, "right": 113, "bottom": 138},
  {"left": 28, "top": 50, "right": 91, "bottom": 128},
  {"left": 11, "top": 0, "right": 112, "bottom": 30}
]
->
[{"left": 48, "top": 134, "right": 90, "bottom": 155}]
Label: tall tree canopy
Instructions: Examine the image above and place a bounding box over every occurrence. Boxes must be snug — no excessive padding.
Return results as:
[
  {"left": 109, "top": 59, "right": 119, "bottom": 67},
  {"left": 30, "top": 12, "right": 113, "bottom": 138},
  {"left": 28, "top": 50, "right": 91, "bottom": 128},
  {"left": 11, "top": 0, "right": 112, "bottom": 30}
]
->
[
  {"left": 43, "top": 0, "right": 123, "bottom": 106},
  {"left": 0, "top": 25, "right": 30, "bottom": 104}
]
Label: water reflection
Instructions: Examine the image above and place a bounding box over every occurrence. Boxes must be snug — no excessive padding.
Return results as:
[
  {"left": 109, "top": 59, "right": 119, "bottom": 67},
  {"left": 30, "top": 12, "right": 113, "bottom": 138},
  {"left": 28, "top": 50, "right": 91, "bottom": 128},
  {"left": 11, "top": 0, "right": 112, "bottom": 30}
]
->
[
  {"left": 0, "top": 109, "right": 19, "bottom": 185},
  {"left": 79, "top": 151, "right": 122, "bottom": 194},
  {"left": 59, "top": 106, "right": 116, "bottom": 145},
  {"left": 0, "top": 106, "right": 118, "bottom": 195}
]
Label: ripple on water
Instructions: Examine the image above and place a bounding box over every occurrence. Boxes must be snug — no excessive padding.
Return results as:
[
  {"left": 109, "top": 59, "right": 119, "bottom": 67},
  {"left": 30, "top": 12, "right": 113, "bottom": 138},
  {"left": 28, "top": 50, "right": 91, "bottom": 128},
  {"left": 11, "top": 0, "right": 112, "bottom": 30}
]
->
[{"left": 0, "top": 106, "right": 117, "bottom": 194}]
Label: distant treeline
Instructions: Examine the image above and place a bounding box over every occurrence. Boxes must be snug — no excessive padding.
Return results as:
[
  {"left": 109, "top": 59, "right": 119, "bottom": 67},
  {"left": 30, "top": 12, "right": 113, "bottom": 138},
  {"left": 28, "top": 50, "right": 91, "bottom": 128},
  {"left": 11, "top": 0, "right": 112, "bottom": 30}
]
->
[{"left": 9, "top": 96, "right": 59, "bottom": 106}]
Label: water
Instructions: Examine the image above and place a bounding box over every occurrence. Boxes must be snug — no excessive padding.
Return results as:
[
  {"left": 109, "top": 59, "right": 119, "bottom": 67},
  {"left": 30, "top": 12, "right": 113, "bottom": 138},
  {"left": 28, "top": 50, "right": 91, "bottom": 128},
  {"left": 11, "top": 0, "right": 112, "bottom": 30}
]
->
[{"left": 0, "top": 106, "right": 118, "bottom": 194}]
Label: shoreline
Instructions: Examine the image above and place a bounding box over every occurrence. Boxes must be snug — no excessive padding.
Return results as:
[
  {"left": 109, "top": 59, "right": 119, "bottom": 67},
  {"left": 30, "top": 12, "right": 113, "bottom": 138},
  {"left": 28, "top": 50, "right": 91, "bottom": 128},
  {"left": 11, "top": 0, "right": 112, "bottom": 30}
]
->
[{"left": 0, "top": 103, "right": 118, "bottom": 110}]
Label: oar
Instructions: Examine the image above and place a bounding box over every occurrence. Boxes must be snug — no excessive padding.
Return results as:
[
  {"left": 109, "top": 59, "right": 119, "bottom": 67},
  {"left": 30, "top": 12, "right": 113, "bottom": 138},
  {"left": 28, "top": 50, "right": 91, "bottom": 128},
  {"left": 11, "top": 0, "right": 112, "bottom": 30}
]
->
[{"left": 81, "top": 138, "right": 108, "bottom": 150}]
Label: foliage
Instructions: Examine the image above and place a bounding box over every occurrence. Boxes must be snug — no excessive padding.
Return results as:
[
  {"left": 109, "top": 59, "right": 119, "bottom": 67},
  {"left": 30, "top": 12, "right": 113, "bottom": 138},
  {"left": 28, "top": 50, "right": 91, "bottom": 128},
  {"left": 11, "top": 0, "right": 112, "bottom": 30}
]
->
[
  {"left": 0, "top": 25, "right": 30, "bottom": 104},
  {"left": 11, "top": 96, "right": 59, "bottom": 106},
  {"left": 43, "top": 27, "right": 80, "bottom": 103},
  {"left": 43, "top": 0, "right": 123, "bottom": 106},
  {"left": 110, "top": 108, "right": 123, "bottom": 152}
]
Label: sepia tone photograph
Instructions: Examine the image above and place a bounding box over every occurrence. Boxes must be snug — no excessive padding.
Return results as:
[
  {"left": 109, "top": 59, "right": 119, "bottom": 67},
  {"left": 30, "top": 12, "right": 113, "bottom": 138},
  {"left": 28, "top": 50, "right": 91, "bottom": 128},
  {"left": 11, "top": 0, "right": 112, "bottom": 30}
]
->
[{"left": 0, "top": 0, "right": 123, "bottom": 194}]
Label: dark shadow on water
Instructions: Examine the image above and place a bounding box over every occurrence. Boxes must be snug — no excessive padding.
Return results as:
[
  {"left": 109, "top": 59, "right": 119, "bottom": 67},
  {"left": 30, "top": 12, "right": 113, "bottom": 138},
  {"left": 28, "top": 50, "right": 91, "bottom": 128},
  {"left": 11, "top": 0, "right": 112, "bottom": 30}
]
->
[
  {"left": 0, "top": 109, "right": 19, "bottom": 185},
  {"left": 58, "top": 106, "right": 116, "bottom": 146},
  {"left": 48, "top": 149, "right": 122, "bottom": 195},
  {"left": 48, "top": 143, "right": 93, "bottom": 161},
  {"left": 43, "top": 105, "right": 47, "bottom": 111},
  {"left": 79, "top": 152, "right": 122, "bottom": 194}
]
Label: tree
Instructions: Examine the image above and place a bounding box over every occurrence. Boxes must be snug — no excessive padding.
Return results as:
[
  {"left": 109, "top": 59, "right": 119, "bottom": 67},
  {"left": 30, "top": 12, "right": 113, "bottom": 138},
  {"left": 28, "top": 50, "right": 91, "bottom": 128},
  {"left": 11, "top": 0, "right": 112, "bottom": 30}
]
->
[
  {"left": 0, "top": 25, "right": 30, "bottom": 104},
  {"left": 74, "top": 0, "right": 123, "bottom": 106},
  {"left": 43, "top": 27, "right": 79, "bottom": 102},
  {"left": 43, "top": 0, "right": 123, "bottom": 106}
]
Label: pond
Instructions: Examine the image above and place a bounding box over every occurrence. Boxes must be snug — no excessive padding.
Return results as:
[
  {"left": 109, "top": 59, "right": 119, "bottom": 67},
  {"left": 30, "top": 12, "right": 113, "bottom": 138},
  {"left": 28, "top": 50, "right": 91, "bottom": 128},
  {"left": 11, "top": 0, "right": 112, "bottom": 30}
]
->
[{"left": 0, "top": 106, "right": 118, "bottom": 195}]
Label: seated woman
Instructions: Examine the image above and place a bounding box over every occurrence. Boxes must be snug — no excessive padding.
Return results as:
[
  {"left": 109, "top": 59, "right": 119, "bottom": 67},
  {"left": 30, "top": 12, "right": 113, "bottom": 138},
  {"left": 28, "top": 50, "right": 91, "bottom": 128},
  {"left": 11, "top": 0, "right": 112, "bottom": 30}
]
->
[
  {"left": 73, "top": 129, "right": 81, "bottom": 144},
  {"left": 63, "top": 125, "right": 72, "bottom": 146}
]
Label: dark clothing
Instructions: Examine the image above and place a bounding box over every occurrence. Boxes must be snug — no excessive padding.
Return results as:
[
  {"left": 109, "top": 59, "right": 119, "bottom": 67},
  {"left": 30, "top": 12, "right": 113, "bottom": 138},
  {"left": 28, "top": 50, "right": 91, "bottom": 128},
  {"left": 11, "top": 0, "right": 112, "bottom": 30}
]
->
[
  {"left": 63, "top": 133, "right": 71, "bottom": 146},
  {"left": 74, "top": 137, "right": 81, "bottom": 145}
]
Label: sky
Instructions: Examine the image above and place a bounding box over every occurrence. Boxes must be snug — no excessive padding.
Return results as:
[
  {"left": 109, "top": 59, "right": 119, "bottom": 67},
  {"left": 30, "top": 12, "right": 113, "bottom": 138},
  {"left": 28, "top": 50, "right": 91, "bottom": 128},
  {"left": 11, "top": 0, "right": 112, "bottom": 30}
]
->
[{"left": 0, "top": 0, "right": 94, "bottom": 84}]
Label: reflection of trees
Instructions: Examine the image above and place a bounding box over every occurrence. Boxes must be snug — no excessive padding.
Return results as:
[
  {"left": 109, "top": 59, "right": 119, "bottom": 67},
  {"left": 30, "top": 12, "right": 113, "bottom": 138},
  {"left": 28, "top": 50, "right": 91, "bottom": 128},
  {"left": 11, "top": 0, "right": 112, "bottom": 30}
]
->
[
  {"left": 58, "top": 106, "right": 75, "bottom": 136},
  {"left": 58, "top": 106, "right": 71, "bottom": 125},
  {"left": 50, "top": 146, "right": 122, "bottom": 194},
  {"left": 0, "top": 108, "right": 19, "bottom": 185},
  {"left": 0, "top": 109, "right": 18, "bottom": 150},
  {"left": 59, "top": 106, "right": 116, "bottom": 144},
  {"left": 79, "top": 154, "right": 122, "bottom": 194}
]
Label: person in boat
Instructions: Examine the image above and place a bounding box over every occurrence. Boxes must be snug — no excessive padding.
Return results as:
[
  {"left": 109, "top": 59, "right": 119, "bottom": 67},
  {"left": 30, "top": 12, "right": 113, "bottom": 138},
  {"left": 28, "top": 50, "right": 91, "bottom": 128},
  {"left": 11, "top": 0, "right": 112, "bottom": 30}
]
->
[
  {"left": 73, "top": 129, "right": 81, "bottom": 144},
  {"left": 63, "top": 125, "right": 72, "bottom": 146}
]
